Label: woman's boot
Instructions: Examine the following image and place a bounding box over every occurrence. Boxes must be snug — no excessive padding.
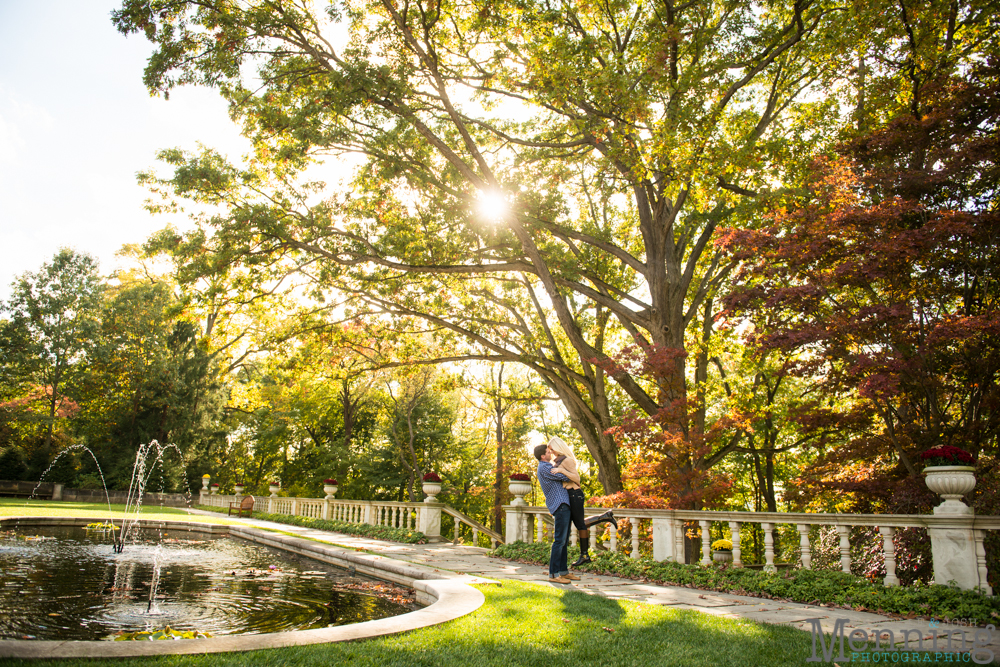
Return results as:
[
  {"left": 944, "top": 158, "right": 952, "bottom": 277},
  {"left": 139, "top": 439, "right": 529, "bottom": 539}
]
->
[
  {"left": 585, "top": 510, "right": 618, "bottom": 530},
  {"left": 572, "top": 529, "right": 591, "bottom": 566}
]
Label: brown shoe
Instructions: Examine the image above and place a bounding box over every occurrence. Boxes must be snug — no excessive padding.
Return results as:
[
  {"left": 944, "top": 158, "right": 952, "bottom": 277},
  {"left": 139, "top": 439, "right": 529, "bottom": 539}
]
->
[
  {"left": 564, "top": 573, "right": 581, "bottom": 580},
  {"left": 548, "top": 575, "right": 572, "bottom": 584}
]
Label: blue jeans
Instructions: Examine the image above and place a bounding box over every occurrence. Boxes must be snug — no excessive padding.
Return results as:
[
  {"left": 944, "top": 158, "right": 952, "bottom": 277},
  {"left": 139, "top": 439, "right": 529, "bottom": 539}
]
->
[{"left": 549, "top": 503, "right": 571, "bottom": 578}]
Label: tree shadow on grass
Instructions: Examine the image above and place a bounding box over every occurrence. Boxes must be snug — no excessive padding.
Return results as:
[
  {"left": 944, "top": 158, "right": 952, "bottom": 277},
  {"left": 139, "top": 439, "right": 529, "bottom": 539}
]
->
[{"left": 0, "top": 581, "right": 820, "bottom": 667}]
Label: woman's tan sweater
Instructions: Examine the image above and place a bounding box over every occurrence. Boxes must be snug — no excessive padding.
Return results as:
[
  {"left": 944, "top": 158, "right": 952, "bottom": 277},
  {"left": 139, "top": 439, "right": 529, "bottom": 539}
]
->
[{"left": 551, "top": 455, "right": 581, "bottom": 490}]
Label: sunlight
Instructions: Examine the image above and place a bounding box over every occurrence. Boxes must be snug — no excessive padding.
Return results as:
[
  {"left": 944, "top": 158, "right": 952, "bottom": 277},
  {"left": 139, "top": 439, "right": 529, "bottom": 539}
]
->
[{"left": 474, "top": 189, "right": 510, "bottom": 223}]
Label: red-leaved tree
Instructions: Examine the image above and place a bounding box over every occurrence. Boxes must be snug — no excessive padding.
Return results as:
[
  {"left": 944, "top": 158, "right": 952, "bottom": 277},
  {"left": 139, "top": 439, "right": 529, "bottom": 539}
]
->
[{"left": 719, "top": 63, "right": 1000, "bottom": 488}]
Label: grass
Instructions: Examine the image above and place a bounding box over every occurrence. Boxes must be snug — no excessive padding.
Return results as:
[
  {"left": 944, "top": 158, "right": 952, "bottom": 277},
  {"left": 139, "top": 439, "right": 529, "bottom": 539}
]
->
[
  {"left": 0, "top": 579, "right": 825, "bottom": 667},
  {"left": 0, "top": 498, "right": 242, "bottom": 525},
  {"left": 494, "top": 541, "right": 1000, "bottom": 626}
]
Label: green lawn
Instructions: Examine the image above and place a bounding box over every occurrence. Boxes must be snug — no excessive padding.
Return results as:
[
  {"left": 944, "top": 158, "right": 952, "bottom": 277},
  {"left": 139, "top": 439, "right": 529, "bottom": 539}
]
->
[
  {"left": 0, "top": 498, "right": 241, "bottom": 525},
  {"left": 0, "top": 579, "right": 822, "bottom": 667}
]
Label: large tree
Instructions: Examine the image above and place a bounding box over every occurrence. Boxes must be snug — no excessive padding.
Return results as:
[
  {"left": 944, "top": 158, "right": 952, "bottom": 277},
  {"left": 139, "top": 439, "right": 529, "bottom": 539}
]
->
[
  {"left": 113, "top": 0, "right": 933, "bottom": 494},
  {"left": 0, "top": 249, "right": 103, "bottom": 473}
]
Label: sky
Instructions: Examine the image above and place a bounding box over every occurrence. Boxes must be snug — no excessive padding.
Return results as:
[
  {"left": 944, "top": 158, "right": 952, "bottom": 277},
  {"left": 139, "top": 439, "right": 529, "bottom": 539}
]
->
[{"left": 0, "top": 0, "right": 250, "bottom": 301}]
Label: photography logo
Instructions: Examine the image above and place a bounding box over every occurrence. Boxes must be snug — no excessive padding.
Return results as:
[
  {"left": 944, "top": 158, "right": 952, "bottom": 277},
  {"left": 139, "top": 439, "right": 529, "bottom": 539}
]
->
[{"left": 805, "top": 618, "right": 995, "bottom": 664}]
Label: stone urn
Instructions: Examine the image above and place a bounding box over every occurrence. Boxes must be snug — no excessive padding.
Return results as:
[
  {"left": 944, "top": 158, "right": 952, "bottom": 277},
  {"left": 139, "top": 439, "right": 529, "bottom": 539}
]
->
[
  {"left": 323, "top": 483, "right": 338, "bottom": 499},
  {"left": 269, "top": 483, "right": 280, "bottom": 497},
  {"left": 923, "top": 466, "right": 976, "bottom": 514},
  {"left": 508, "top": 480, "right": 532, "bottom": 506},
  {"left": 712, "top": 549, "right": 733, "bottom": 563},
  {"left": 201, "top": 475, "right": 211, "bottom": 491},
  {"left": 234, "top": 483, "right": 244, "bottom": 496},
  {"left": 422, "top": 482, "right": 442, "bottom": 502},
  {"left": 210, "top": 484, "right": 219, "bottom": 495}
]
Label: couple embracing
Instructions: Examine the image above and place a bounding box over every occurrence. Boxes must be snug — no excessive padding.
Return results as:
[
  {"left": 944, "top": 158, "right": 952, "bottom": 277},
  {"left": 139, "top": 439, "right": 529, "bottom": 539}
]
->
[{"left": 534, "top": 437, "right": 616, "bottom": 584}]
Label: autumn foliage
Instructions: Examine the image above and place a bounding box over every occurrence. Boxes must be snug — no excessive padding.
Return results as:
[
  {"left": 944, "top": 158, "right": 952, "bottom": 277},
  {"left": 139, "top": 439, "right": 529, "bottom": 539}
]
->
[
  {"left": 719, "top": 63, "right": 1000, "bottom": 496},
  {"left": 595, "top": 343, "right": 735, "bottom": 509}
]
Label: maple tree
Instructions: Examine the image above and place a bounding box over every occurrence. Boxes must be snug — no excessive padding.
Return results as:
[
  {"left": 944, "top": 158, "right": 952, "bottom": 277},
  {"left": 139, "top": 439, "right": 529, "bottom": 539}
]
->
[{"left": 719, "top": 62, "right": 1000, "bottom": 485}]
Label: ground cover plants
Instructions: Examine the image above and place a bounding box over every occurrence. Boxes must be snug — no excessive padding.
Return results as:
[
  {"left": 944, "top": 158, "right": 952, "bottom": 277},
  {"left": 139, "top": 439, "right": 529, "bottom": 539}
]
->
[{"left": 493, "top": 541, "right": 1000, "bottom": 625}]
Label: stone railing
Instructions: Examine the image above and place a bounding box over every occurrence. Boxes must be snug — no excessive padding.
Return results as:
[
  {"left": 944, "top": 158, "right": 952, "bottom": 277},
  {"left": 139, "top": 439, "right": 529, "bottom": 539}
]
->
[
  {"left": 199, "top": 490, "right": 444, "bottom": 542},
  {"left": 196, "top": 472, "right": 997, "bottom": 594},
  {"left": 502, "top": 504, "right": 999, "bottom": 594}
]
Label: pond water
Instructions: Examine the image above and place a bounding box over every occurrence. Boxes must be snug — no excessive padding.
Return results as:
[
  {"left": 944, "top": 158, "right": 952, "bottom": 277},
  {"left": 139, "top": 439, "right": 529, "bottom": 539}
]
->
[{"left": 0, "top": 525, "right": 418, "bottom": 641}]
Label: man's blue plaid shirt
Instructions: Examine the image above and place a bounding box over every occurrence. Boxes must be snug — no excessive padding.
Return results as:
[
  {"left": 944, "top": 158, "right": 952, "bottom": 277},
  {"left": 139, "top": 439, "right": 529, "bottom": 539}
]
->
[{"left": 537, "top": 460, "right": 570, "bottom": 514}]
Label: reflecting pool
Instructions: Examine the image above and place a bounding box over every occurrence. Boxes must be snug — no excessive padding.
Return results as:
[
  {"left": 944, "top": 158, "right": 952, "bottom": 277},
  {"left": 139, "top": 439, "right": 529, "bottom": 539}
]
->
[{"left": 0, "top": 525, "right": 418, "bottom": 641}]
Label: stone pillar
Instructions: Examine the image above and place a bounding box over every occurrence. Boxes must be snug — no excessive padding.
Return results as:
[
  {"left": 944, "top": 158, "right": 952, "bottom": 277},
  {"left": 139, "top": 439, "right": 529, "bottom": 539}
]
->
[
  {"left": 836, "top": 525, "right": 852, "bottom": 574},
  {"left": 729, "top": 521, "right": 742, "bottom": 567},
  {"left": 926, "top": 468, "right": 981, "bottom": 590},
  {"left": 879, "top": 526, "right": 899, "bottom": 587},
  {"left": 505, "top": 506, "right": 525, "bottom": 543},
  {"left": 699, "top": 520, "right": 711, "bottom": 566},
  {"left": 798, "top": 524, "right": 812, "bottom": 570},
  {"left": 420, "top": 499, "right": 442, "bottom": 542},
  {"left": 929, "top": 517, "right": 980, "bottom": 589},
  {"left": 762, "top": 523, "right": 776, "bottom": 573},
  {"left": 652, "top": 517, "right": 676, "bottom": 562},
  {"left": 51, "top": 483, "right": 63, "bottom": 501}
]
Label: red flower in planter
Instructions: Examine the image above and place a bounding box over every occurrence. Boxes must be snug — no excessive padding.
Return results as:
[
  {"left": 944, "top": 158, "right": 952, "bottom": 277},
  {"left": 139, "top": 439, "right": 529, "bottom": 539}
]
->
[
  {"left": 509, "top": 473, "right": 531, "bottom": 481},
  {"left": 422, "top": 472, "right": 442, "bottom": 483},
  {"left": 920, "top": 445, "right": 975, "bottom": 467},
  {"left": 323, "top": 479, "right": 338, "bottom": 485}
]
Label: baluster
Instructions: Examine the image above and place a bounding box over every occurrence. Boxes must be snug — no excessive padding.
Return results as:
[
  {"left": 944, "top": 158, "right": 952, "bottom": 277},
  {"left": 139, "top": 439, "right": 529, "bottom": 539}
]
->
[
  {"left": 974, "top": 530, "right": 992, "bottom": 596},
  {"left": 454, "top": 519, "right": 461, "bottom": 543},
  {"left": 762, "top": 523, "right": 776, "bottom": 573},
  {"left": 879, "top": 526, "right": 899, "bottom": 586},
  {"left": 472, "top": 527, "right": 479, "bottom": 548},
  {"left": 728, "top": 521, "right": 742, "bottom": 567},
  {"left": 570, "top": 525, "right": 578, "bottom": 547},
  {"left": 592, "top": 524, "right": 602, "bottom": 551},
  {"left": 836, "top": 525, "right": 851, "bottom": 573},
  {"left": 536, "top": 513, "right": 544, "bottom": 543},
  {"left": 797, "top": 524, "right": 812, "bottom": 569},
  {"left": 675, "top": 521, "right": 686, "bottom": 564},
  {"left": 699, "top": 520, "right": 711, "bottom": 565},
  {"left": 631, "top": 518, "right": 641, "bottom": 559},
  {"left": 522, "top": 512, "right": 530, "bottom": 542},
  {"left": 609, "top": 523, "right": 618, "bottom": 551}
]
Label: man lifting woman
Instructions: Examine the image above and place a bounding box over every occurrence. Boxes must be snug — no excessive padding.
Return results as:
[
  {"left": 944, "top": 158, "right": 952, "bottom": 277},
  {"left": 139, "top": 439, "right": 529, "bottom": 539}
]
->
[{"left": 535, "top": 437, "right": 617, "bottom": 583}]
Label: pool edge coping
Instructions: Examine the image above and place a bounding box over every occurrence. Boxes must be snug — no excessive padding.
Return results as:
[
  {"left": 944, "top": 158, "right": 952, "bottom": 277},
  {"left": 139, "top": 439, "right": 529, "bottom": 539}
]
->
[{"left": 0, "top": 516, "right": 491, "bottom": 658}]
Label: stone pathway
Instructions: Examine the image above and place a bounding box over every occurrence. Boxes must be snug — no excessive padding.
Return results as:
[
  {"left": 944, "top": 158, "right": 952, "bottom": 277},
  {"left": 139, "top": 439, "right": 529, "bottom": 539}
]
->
[{"left": 187, "top": 509, "right": 999, "bottom": 663}]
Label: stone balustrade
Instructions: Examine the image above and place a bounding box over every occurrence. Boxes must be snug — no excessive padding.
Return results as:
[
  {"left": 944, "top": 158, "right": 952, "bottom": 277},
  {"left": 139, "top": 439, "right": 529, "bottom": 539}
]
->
[
  {"left": 199, "top": 490, "right": 441, "bottom": 541},
  {"left": 502, "top": 504, "right": 999, "bottom": 594},
  {"left": 197, "top": 484, "right": 997, "bottom": 594}
]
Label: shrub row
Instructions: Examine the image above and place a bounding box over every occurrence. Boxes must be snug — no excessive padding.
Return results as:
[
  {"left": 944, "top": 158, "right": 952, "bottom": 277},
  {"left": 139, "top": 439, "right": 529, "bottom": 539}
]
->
[
  {"left": 197, "top": 505, "right": 427, "bottom": 544},
  {"left": 492, "top": 541, "right": 1000, "bottom": 624}
]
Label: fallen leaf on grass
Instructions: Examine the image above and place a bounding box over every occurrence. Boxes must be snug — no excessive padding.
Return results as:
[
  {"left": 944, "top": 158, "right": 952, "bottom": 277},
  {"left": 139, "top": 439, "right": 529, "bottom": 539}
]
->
[{"left": 602, "top": 627, "right": 615, "bottom": 633}]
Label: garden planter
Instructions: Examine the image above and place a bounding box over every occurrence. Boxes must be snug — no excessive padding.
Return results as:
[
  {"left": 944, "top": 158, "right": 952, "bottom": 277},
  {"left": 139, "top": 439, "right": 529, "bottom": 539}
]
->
[
  {"left": 508, "top": 481, "right": 531, "bottom": 506},
  {"left": 422, "top": 482, "right": 441, "bottom": 502},
  {"left": 923, "top": 465, "right": 976, "bottom": 514},
  {"left": 712, "top": 549, "right": 733, "bottom": 563}
]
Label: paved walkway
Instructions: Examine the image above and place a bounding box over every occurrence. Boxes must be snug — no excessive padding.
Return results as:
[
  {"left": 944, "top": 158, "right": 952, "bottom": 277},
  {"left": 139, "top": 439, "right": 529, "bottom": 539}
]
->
[{"left": 187, "top": 509, "right": 998, "bottom": 661}]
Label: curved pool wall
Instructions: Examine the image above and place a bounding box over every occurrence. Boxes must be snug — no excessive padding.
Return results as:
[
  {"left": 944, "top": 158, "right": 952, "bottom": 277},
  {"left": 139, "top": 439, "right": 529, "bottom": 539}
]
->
[{"left": 0, "top": 516, "right": 487, "bottom": 659}]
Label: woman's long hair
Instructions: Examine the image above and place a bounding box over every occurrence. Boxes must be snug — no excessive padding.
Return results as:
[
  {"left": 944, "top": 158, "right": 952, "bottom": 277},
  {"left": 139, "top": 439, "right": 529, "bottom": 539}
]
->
[{"left": 547, "top": 436, "right": 578, "bottom": 467}]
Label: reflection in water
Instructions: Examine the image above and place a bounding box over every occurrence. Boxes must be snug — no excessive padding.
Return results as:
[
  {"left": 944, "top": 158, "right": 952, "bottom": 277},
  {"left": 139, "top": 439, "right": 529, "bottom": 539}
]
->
[{"left": 0, "top": 525, "right": 418, "bottom": 641}]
